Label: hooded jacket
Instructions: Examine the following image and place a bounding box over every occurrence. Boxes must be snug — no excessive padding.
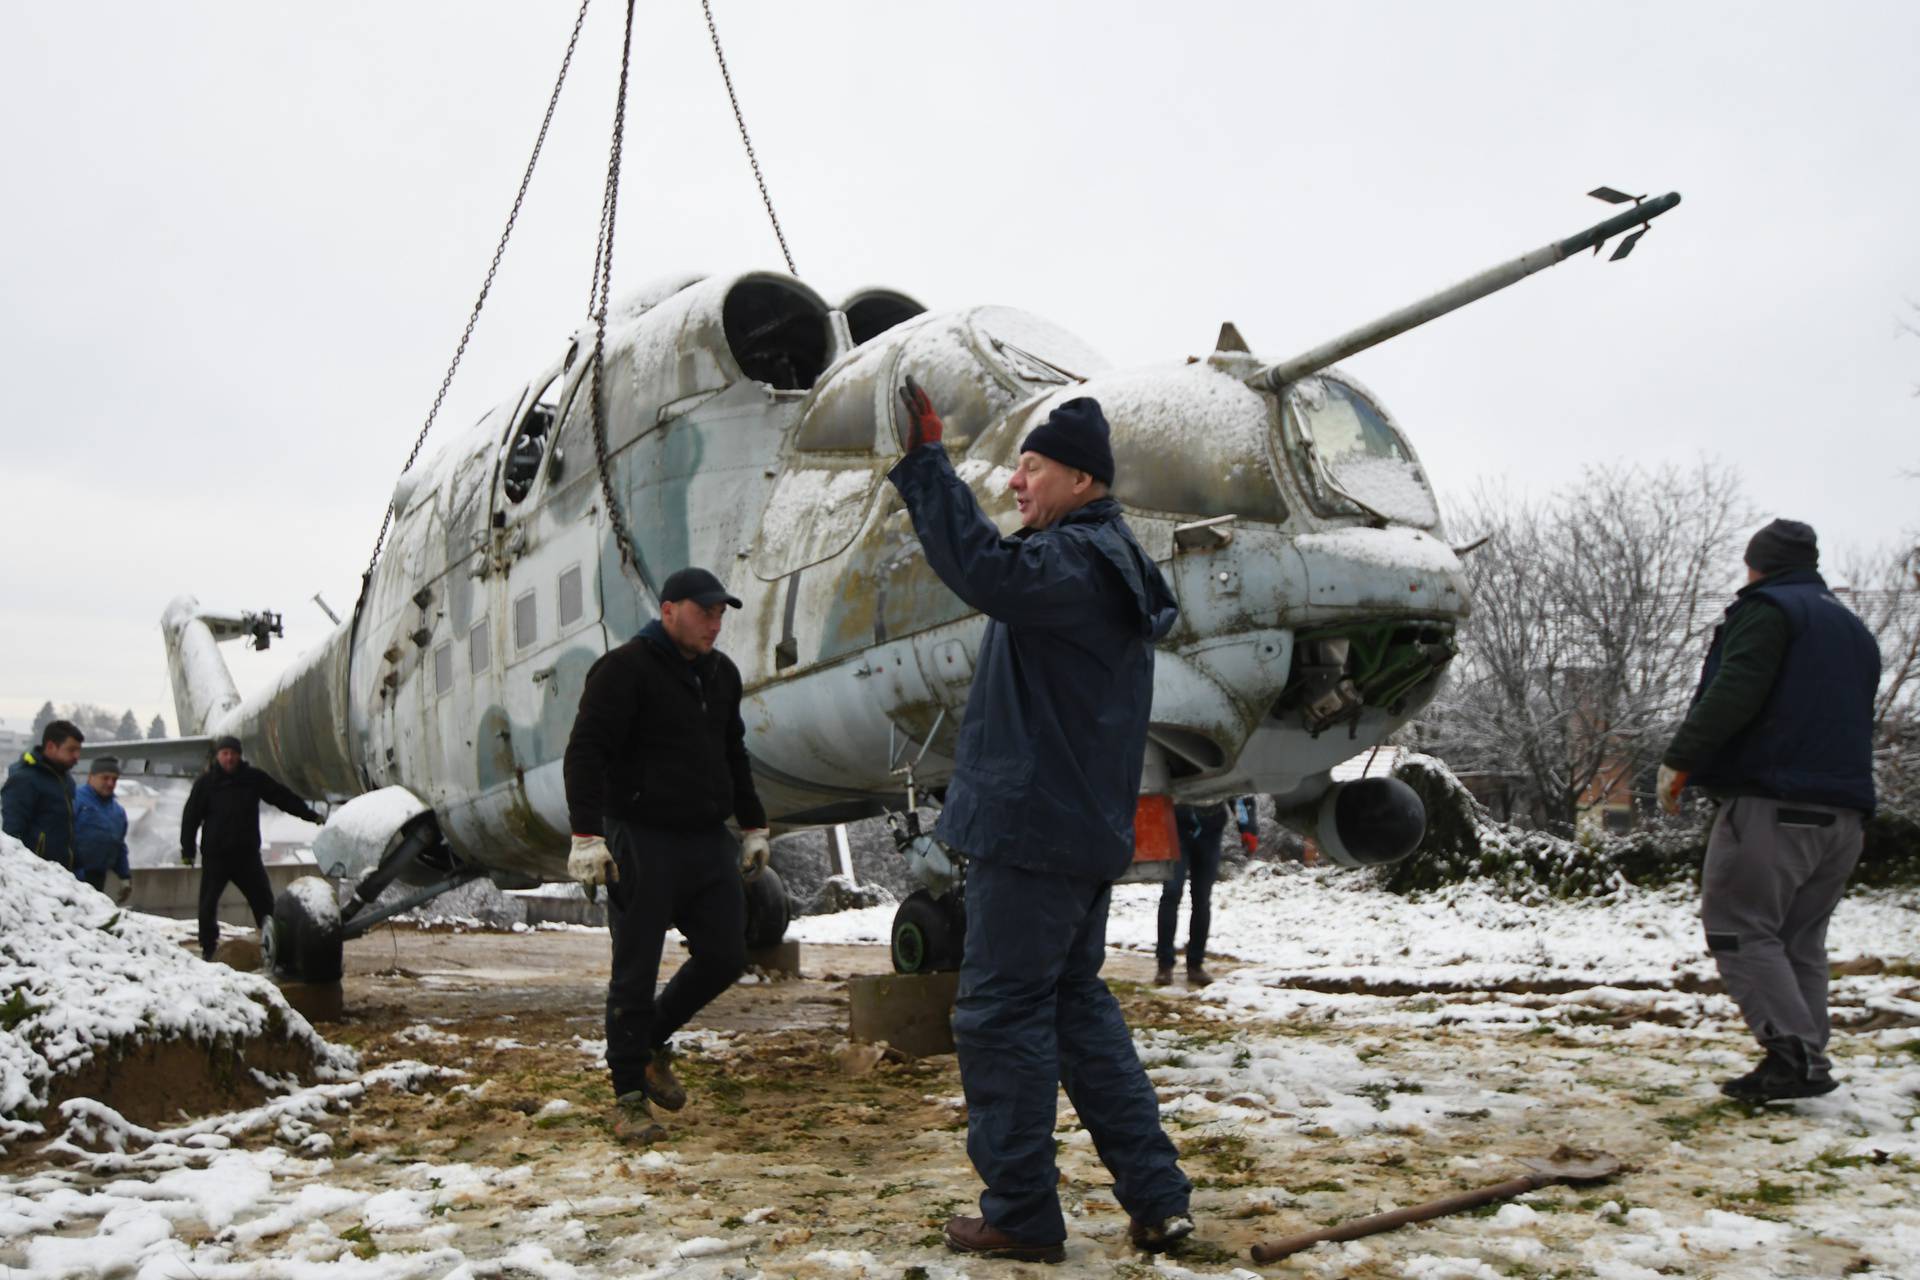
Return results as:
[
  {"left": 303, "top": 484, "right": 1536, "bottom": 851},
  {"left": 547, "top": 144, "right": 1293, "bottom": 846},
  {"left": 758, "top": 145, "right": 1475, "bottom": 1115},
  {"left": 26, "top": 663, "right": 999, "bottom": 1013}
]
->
[
  {"left": 73, "top": 783, "right": 131, "bottom": 880},
  {"left": 564, "top": 619, "right": 767, "bottom": 837},
  {"left": 2, "top": 749, "right": 77, "bottom": 867},
  {"left": 889, "top": 443, "right": 1179, "bottom": 881},
  {"left": 181, "top": 760, "right": 323, "bottom": 863}
]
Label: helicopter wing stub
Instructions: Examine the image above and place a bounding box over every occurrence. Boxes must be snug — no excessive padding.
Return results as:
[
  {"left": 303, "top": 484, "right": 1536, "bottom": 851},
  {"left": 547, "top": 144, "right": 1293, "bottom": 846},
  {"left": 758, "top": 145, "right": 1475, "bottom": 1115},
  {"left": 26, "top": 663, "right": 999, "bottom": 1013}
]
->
[{"left": 77, "top": 736, "right": 215, "bottom": 776}]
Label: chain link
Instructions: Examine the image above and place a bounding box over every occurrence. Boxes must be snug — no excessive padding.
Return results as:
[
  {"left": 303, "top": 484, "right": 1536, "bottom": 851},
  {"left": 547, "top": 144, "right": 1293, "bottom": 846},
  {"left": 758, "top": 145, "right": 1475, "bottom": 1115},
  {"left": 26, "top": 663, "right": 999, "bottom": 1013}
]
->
[
  {"left": 362, "top": 0, "right": 595, "bottom": 589},
  {"left": 700, "top": 0, "right": 797, "bottom": 276},
  {"left": 587, "top": 0, "right": 648, "bottom": 587}
]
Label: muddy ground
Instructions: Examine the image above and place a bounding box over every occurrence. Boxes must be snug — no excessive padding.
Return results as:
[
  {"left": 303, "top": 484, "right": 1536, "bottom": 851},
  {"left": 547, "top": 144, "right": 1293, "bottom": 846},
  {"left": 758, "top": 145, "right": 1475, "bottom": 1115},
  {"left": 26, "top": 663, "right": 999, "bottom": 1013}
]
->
[{"left": 13, "top": 922, "right": 1920, "bottom": 1277}]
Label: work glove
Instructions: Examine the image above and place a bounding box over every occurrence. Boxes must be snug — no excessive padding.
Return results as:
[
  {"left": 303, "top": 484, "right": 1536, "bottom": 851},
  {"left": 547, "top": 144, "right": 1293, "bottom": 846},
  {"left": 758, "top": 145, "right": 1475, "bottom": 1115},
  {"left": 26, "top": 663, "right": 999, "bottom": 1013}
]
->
[
  {"left": 1656, "top": 764, "right": 1689, "bottom": 816},
  {"left": 180, "top": 847, "right": 196, "bottom": 867},
  {"left": 569, "top": 834, "right": 618, "bottom": 886},
  {"left": 115, "top": 880, "right": 133, "bottom": 905},
  {"left": 896, "top": 375, "right": 944, "bottom": 450},
  {"left": 739, "top": 829, "right": 770, "bottom": 881}
]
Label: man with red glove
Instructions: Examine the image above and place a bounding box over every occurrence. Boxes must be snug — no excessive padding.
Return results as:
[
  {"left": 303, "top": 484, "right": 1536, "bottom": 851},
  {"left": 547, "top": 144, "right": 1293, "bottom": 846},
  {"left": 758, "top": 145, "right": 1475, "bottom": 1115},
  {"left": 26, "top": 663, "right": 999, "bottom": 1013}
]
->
[{"left": 563, "top": 567, "right": 771, "bottom": 1144}]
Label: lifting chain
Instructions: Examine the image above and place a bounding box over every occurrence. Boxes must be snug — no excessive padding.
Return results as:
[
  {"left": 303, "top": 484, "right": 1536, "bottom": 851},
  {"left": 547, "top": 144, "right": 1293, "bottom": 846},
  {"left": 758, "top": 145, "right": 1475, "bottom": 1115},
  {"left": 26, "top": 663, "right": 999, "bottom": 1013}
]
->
[
  {"left": 586, "top": 0, "right": 649, "bottom": 587},
  {"left": 361, "top": 0, "right": 596, "bottom": 591},
  {"left": 701, "top": 0, "right": 797, "bottom": 276}
]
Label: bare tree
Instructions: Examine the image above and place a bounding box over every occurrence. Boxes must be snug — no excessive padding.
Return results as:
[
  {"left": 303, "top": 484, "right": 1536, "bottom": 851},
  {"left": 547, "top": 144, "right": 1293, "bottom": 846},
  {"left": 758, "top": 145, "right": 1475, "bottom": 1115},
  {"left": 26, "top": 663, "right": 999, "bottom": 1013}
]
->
[
  {"left": 1429, "top": 461, "right": 1750, "bottom": 834},
  {"left": 1836, "top": 543, "right": 1920, "bottom": 819}
]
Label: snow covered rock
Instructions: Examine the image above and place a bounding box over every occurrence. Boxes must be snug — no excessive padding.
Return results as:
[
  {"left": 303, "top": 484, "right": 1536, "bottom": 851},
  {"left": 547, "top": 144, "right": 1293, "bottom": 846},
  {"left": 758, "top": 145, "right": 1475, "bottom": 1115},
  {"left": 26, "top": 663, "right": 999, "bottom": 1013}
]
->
[
  {"left": 0, "top": 833, "right": 354, "bottom": 1151},
  {"left": 808, "top": 874, "right": 896, "bottom": 916}
]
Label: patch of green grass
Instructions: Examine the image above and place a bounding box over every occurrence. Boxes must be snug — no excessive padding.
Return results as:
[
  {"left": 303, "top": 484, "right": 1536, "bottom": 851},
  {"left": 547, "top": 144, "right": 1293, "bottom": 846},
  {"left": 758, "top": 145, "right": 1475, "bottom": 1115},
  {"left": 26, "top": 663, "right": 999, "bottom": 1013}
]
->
[
  {"left": 1656, "top": 1100, "right": 1742, "bottom": 1142},
  {"left": 1179, "top": 1133, "right": 1258, "bottom": 1178},
  {"left": 338, "top": 1224, "right": 379, "bottom": 1259},
  {"left": 1289, "top": 1178, "right": 1348, "bottom": 1195},
  {"left": 1724, "top": 1179, "right": 1798, "bottom": 1207}
]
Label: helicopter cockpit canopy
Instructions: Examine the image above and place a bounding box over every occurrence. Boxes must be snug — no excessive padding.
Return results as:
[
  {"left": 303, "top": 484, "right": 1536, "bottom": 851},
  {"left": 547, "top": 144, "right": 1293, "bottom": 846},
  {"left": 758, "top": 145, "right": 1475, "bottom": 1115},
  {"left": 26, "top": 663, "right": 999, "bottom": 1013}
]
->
[{"left": 1283, "top": 374, "right": 1439, "bottom": 529}]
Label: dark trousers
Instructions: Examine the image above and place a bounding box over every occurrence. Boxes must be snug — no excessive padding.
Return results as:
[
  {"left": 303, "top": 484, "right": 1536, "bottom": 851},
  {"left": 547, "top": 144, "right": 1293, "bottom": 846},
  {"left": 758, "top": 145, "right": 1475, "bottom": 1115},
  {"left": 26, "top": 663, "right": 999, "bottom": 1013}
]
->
[
  {"left": 1156, "top": 823, "right": 1223, "bottom": 970},
  {"left": 198, "top": 850, "right": 275, "bottom": 958},
  {"left": 1701, "top": 796, "right": 1862, "bottom": 1077},
  {"left": 955, "top": 858, "right": 1191, "bottom": 1244},
  {"left": 604, "top": 819, "right": 746, "bottom": 1098},
  {"left": 79, "top": 869, "right": 107, "bottom": 891}
]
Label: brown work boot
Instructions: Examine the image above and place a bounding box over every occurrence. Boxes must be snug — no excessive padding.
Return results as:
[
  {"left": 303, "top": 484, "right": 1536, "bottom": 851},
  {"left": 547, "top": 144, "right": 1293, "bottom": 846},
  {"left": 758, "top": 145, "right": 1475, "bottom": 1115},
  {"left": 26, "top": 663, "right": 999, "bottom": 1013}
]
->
[
  {"left": 943, "top": 1215, "right": 1065, "bottom": 1264},
  {"left": 1129, "top": 1211, "right": 1196, "bottom": 1252},
  {"left": 1153, "top": 964, "right": 1175, "bottom": 986},
  {"left": 612, "top": 1092, "right": 667, "bottom": 1145},
  {"left": 643, "top": 1044, "right": 687, "bottom": 1112},
  {"left": 1185, "top": 965, "right": 1215, "bottom": 987}
]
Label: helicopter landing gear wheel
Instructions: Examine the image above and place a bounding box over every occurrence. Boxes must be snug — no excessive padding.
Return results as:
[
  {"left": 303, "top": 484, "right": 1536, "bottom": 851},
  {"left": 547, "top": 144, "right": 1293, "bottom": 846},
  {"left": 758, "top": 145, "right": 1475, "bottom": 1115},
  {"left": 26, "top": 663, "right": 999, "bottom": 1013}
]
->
[
  {"left": 265, "top": 876, "right": 345, "bottom": 983},
  {"left": 742, "top": 865, "right": 791, "bottom": 950},
  {"left": 890, "top": 889, "right": 963, "bottom": 975}
]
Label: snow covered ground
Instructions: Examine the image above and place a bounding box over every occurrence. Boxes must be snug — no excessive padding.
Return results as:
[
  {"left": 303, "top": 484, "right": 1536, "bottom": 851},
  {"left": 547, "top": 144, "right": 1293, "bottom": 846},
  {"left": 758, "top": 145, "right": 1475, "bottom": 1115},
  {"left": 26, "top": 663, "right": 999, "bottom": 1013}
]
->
[{"left": 2, "top": 854, "right": 1917, "bottom": 1278}]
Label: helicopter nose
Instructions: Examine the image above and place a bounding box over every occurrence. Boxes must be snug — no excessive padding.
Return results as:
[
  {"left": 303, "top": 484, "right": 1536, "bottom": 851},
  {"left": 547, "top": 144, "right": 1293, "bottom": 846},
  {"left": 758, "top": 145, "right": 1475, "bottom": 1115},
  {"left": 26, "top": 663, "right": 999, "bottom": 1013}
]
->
[{"left": 1293, "top": 525, "right": 1468, "bottom": 620}]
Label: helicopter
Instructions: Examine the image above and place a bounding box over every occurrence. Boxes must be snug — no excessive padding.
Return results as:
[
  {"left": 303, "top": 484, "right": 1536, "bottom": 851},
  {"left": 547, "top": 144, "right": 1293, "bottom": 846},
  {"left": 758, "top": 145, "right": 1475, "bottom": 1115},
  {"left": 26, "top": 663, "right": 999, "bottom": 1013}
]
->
[{"left": 87, "top": 186, "right": 1678, "bottom": 982}]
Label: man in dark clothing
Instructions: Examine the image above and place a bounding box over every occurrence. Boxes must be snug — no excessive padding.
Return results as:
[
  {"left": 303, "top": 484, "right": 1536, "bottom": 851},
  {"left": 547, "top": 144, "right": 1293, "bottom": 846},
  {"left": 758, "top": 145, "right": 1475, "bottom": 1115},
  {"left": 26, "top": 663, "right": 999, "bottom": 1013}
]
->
[
  {"left": 2, "top": 719, "right": 83, "bottom": 868},
  {"left": 563, "top": 566, "right": 770, "bottom": 1146},
  {"left": 889, "top": 380, "right": 1193, "bottom": 1263},
  {"left": 1659, "top": 519, "right": 1879, "bottom": 1102},
  {"left": 1154, "top": 800, "right": 1255, "bottom": 987},
  {"left": 181, "top": 735, "right": 325, "bottom": 961},
  {"left": 73, "top": 755, "right": 133, "bottom": 901}
]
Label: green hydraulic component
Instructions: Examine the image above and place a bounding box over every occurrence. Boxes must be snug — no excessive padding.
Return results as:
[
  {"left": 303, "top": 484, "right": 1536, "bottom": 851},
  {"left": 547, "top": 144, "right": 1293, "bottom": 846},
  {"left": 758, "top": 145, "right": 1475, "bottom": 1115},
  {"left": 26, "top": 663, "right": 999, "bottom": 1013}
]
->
[{"left": 1298, "top": 619, "right": 1458, "bottom": 713}]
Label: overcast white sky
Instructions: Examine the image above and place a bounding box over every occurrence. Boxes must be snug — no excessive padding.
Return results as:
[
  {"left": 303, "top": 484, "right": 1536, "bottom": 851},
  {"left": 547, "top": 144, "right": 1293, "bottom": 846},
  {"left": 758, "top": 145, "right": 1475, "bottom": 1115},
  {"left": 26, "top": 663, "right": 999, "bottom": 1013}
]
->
[{"left": 2, "top": 0, "right": 1916, "bottom": 735}]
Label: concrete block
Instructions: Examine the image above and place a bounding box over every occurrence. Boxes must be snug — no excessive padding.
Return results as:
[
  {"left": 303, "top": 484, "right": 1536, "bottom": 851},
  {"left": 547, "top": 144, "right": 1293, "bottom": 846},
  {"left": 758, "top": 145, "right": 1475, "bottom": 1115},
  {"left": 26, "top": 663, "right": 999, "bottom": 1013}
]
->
[
  {"left": 746, "top": 939, "right": 801, "bottom": 977},
  {"left": 848, "top": 970, "right": 959, "bottom": 1060},
  {"left": 131, "top": 865, "right": 332, "bottom": 926},
  {"left": 213, "top": 937, "right": 264, "bottom": 971}
]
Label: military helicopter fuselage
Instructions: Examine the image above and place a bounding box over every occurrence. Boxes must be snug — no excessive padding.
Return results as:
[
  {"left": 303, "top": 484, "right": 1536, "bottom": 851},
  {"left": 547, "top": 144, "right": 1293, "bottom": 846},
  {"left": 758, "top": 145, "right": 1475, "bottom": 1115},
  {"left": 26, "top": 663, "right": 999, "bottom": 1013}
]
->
[{"left": 158, "top": 270, "right": 1464, "bottom": 898}]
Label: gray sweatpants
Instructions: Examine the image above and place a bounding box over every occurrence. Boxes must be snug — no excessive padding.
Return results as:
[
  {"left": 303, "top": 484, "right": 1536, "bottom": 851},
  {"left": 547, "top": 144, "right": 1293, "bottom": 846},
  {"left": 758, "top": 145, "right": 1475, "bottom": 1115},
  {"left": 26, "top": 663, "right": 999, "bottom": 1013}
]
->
[{"left": 1701, "top": 795, "right": 1863, "bottom": 1078}]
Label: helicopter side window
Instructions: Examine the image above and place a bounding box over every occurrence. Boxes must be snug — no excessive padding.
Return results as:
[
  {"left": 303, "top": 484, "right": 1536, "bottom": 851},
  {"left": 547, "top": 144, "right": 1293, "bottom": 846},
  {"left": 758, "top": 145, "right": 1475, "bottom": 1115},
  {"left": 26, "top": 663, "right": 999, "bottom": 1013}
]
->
[
  {"left": 469, "top": 618, "right": 491, "bottom": 672},
  {"left": 503, "top": 376, "right": 563, "bottom": 503},
  {"left": 433, "top": 641, "right": 453, "bottom": 696}
]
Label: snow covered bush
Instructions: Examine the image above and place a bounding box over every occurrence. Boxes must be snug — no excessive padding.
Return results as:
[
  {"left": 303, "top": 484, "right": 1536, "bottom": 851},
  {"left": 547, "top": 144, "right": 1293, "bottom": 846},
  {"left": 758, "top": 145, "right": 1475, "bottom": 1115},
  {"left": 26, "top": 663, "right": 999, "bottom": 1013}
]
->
[{"left": 0, "top": 832, "right": 354, "bottom": 1150}]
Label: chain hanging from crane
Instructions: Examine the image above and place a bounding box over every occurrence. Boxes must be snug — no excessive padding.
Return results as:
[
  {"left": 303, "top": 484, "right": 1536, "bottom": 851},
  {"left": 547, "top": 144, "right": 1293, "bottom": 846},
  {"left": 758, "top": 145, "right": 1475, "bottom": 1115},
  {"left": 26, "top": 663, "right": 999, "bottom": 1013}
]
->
[
  {"left": 361, "top": 0, "right": 596, "bottom": 590},
  {"left": 585, "top": 0, "right": 649, "bottom": 586},
  {"left": 700, "top": 0, "right": 798, "bottom": 276}
]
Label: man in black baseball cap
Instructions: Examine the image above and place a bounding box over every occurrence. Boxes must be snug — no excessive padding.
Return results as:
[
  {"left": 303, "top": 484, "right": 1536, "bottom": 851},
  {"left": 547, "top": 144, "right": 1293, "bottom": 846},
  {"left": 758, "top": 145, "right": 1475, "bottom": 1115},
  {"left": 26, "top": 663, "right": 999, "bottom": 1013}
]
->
[{"left": 562, "top": 566, "right": 768, "bottom": 1145}]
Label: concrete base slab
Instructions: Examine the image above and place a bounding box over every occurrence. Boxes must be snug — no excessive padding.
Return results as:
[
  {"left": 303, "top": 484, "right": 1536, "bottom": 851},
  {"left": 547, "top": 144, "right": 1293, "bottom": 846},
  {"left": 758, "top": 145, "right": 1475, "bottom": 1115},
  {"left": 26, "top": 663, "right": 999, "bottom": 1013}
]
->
[
  {"left": 848, "top": 970, "right": 959, "bottom": 1059},
  {"left": 746, "top": 939, "right": 801, "bottom": 977},
  {"left": 131, "top": 864, "right": 331, "bottom": 927},
  {"left": 276, "top": 980, "right": 345, "bottom": 1024},
  {"left": 213, "top": 937, "right": 264, "bottom": 971}
]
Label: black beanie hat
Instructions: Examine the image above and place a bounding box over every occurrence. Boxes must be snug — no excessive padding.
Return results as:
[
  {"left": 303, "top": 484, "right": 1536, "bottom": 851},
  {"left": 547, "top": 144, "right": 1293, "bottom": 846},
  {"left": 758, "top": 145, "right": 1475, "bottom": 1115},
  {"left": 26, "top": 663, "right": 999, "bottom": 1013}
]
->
[
  {"left": 1019, "top": 397, "right": 1115, "bottom": 487},
  {"left": 215, "top": 735, "right": 243, "bottom": 754},
  {"left": 1744, "top": 519, "right": 1819, "bottom": 574}
]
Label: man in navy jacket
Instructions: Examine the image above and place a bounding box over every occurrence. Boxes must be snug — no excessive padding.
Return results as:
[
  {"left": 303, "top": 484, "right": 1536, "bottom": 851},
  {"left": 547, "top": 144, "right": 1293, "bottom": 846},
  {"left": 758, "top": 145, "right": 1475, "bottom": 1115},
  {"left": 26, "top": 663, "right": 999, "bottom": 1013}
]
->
[
  {"left": 889, "top": 381, "right": 1192, "bottom": 1263},
  {"left": 73, "top": 755, "right": 133, "bottom": 900},
  {"left": 1659, "top": 519, "right": 1879, "bottom": 1101},
  {"left": 3, "top": 719, "right": 82, "bottom": 867}
]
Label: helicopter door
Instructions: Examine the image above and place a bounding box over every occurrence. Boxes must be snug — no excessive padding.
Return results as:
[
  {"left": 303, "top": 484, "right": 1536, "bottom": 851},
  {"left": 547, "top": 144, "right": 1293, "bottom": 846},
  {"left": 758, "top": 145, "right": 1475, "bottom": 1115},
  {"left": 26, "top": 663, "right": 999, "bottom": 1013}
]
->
[{"left": 488, "top": 365, "right": 607, "bottom": 850}]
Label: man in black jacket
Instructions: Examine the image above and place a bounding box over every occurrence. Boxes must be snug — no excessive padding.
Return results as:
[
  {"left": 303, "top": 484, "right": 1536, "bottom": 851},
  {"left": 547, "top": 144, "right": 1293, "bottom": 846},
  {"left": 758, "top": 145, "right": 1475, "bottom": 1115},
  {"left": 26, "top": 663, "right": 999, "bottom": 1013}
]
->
[
  {"left": 1659, "top": 519, "right": 1879, "bottom": 1101},
  {"left": 3, "top": 719, "right": 82, "bottom": 868},
  {"left": 181, "top": 735, "right": 325, "bottom": 961},
  {"left": 563, "top": 567, "right": 770, "bottom": 1145}
]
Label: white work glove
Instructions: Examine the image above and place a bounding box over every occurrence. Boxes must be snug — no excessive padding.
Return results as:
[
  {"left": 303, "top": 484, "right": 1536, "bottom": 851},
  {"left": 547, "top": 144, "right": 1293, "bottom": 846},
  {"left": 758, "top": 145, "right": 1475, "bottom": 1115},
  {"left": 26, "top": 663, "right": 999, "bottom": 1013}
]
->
[
  {"left": 739, "top": 829, "right": 770, "bottom": 881},
  {"left": 115, "top": 881, "right": 133, "bottom": 906},
  {"left": 1656, "top": 765, "right": 1689, "bottom": 817},
  {"left": 569, "top": 834, "right": 618, "bottom": 886}
]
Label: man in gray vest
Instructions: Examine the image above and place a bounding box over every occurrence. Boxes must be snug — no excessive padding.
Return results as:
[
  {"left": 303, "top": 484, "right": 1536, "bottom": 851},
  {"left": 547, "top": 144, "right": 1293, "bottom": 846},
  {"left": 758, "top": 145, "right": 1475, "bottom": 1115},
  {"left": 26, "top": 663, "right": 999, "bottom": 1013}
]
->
[{"left": 1658, "top": 519, "right": 1879, "bottom": 1101}]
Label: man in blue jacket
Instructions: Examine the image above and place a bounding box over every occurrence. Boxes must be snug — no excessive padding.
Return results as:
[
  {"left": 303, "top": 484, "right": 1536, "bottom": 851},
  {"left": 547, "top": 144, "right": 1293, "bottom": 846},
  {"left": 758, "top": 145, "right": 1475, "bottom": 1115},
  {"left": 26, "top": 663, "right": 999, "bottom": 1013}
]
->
[
  {"left": 73, "top": 755, "right": 133, "bottom": 901},
  {"left": 1658, "top": 519, "right": 1880, "bottom": 1102},
  {"left": 889, "top": 380, "right": 1193, "bottom": 1263},
  {"left": 3, "top": 719, "right": 82, "bottom": 868}
]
